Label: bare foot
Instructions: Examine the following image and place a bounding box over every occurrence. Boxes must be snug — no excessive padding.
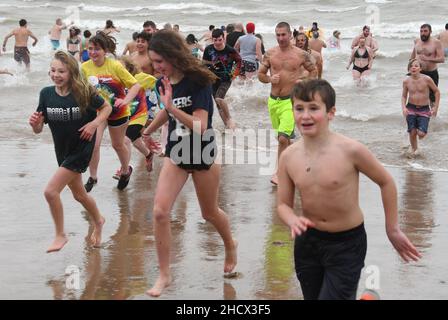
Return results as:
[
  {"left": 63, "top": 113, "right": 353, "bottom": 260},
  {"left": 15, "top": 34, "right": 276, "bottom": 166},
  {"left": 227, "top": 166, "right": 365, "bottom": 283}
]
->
[
  {"left": 146, "top": 275, "right": 172, "bottom": 297},
  {"left": 270, "top": 174, "right": 278, "bottom": 186},
  {"left": 47, "top": 235, "right": 68, "bottom": 253},
  {"left": 226, "top": 119, "right": 237, "bottom": 131},
  {"left": 224, "top": 239, "right": 238, "bottom": 273},
  {"left": 90, "top": 216, "right": 105, "bottom": 248}
]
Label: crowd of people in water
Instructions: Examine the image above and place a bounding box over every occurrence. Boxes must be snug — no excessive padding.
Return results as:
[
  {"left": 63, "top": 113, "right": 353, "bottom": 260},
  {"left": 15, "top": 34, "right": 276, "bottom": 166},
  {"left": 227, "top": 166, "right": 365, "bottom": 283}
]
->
[{"left": 1, "top": 16, "right": 447, "bottom": 299}]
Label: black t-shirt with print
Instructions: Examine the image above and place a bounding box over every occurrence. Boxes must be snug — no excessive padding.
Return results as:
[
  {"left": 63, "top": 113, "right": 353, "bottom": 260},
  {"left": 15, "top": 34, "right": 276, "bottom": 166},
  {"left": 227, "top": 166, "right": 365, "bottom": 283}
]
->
[
  {"left": 202, "top": 44, "right": 241, "bottom": 82},
  {"left": 158, "top": 77, "right": 216, "bottom": 167},
  {"left": 37, "top": 86, "right": 104, "bottom": 168}
]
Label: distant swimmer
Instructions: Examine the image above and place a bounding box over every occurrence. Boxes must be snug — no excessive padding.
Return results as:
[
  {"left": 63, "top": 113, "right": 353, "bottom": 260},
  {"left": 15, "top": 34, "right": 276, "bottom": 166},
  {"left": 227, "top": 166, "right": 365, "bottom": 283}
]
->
[
  {"left": 29, "top": 51, "right": 112, "bottom": 253},
  {"left": 294, "top": 32, "right": 322, "bottom": 79},
  {"left": 258, "top": 22, "right": 317, "bottom": 186},
  {"left": 309, "top": 31, "right": 327, "bottom": 54},
  {"left": 48, "top": 18, "right": 71, "bottom": 50},
  {"left": 401, "top": 59, "right": 440, "bottom": 157},
  {"left": 80, "top": 30, "right": 91, "bottom": 62},
  {"left": 435, "top": 23, "right": 448, "bottom": 57},
  {"left": 122, "top": 32, "right": 139, "bottom": 56},
  {"left": 2, "top": 19, "right": 38, "bottom": 71},
  {"left": 198, "top": 25, "right": 215, "bottom": 46},
  {"left": 327, "top": 30, "right": 341, "bottom": 50},
  {"left": 351, "top": 25, "right": 378, "bottom": 57},
  {"left": 347, "top": 37, "right": 374, "bottom": 85},
  {"left": 410, "top": 24, "right": 445, "bottom": 108},
  {"left": 143, "top": 20, "right": 158, "bottom": 34},
  {"left": 66, "top": 27, "right": 81, "bottom": 59},
  {"left": 102, "top": 19, "right": 120, "bottom": 35},
  {"left": 185, "top": 34, "right": 204, "bottom": 59},
  {"left": 306, "top": 22, "right": 323, "bottom": 40}
]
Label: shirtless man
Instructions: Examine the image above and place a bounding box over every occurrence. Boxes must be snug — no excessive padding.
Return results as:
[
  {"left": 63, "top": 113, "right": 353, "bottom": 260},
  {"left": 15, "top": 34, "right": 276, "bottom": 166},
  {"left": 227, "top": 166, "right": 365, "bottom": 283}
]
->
[
  {"left": 402, "top": 59, "right": 440, "bottom": 156},
  {"left": 351, "top": 26, "right": 378, "bottom": 56},
  {"left": 122, "top": 32, "right": 139, "bottom": 55},
  {"left": 142, "top": 21, "right": 158, "bottom": 34},
  {"left": 436, "top": 23, "right": 448, "bottom": 57},
  {"left": 130, "top": 32, "right": 156, "bottom": 76},
  {"left": 309, "top": 31, "right": 327, "bottom": 54},
  {"left": 410, "top": 24, "right": 445, "bottom": 107},
  {"left": 2, "top": 19, "right": 38, "bottom": 71},
  {"left": 48, "top": 18, "right": 70, "bottom": 50},
  {"left": 258, "top": 22, "right": 317, "bottom": 185},
  {"left": 294, "top": 32, "right": 322, "bottom": 79},
  {"left": 199, "top": 25, "right": 215, "bottom": 46}
]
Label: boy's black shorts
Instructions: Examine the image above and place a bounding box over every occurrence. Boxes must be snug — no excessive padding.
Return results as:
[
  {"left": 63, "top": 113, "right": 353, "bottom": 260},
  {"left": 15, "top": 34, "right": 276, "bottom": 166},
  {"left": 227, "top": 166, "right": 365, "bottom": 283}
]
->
[{"left": 294, "top": 223, "right": 367, "bottom": 300}]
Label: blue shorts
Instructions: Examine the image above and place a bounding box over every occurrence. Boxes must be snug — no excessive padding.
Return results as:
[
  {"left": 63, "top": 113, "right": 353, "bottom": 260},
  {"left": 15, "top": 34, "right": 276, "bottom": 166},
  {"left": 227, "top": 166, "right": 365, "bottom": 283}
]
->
[
  {"left": 51, "top": 40, "right": 60, "bottom": 50},
  {"left": 406, "top": 114, "right": 430, "bottom": 133}
]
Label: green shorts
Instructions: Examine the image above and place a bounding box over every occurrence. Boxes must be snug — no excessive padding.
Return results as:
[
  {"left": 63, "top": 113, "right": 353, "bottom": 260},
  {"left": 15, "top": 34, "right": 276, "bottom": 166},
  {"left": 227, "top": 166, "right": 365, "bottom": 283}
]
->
[{"left": 268, "top": 96, "right": 295, "bottom": 138}]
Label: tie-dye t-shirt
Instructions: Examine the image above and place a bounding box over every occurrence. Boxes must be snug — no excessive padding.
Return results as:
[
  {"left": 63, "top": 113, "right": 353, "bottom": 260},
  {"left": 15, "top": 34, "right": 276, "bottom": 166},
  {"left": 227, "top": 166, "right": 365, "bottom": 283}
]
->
[{"left": 81, "top": 57, "right": 138, "bottom": 121}]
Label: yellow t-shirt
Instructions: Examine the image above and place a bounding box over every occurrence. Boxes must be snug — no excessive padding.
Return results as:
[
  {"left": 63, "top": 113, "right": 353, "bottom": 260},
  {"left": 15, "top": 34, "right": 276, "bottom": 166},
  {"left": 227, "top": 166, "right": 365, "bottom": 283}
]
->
[
  {"left": 82, "top": 57, "right": 138, "bottom": 120},
  {"left": 134, "top": 72, "right": 156, "bottom": 90}
]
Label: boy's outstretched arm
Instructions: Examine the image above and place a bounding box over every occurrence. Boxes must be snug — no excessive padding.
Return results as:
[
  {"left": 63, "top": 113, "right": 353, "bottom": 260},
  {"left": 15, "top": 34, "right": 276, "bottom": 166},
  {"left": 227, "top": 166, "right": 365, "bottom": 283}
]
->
[
  {"left": 277, "top": 151, "right": 315, "bottom": 238},
  {"left": 352, "top": 141, "right": 422, "bottom": 262}
]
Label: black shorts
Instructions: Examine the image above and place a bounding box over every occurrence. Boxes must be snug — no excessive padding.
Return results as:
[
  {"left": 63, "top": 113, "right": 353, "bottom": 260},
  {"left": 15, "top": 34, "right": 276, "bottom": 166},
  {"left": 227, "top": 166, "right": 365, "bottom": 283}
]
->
[
  {"left": 421, "top": 69, "right": 439, "bottom": 103},
  {"left": 212, "top": 80, "right": 232, "bottom": 99},
  {"left": 108, "top": 116, "right": 129, "bottom": 127},
  {"left": 294, "top": 223, "right": 367, "bottom": 300},
  {"left": 126, "top": 124, "right": 143, "bottom": 142}
]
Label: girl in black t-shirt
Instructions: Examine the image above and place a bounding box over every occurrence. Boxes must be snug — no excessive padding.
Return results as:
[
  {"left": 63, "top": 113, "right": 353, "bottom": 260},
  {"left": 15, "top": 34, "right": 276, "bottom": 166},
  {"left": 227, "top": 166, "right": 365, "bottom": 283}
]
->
[
  {"left": 29, "top": 51, "right": 111, "bottom": 253},
  {"left": 142, "top": 30, "right": 238, "bottom": 297}
]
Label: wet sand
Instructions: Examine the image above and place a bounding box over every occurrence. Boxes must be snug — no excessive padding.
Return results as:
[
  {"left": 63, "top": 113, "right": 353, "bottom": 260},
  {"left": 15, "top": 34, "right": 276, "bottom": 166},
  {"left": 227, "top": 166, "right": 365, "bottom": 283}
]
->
[{"left": 1, "top": 134, "right": 447, "bottom": 300}]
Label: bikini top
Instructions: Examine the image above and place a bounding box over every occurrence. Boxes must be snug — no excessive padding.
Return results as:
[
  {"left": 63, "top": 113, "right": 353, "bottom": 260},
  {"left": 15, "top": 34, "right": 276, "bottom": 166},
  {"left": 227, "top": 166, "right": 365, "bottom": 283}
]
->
[{"left": 354, "top": 48, "right": 369, "bottom": 59}]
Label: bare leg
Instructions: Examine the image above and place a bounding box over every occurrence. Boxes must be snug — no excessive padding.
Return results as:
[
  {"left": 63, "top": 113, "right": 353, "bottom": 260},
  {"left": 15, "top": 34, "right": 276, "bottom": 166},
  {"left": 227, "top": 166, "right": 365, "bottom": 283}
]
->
[
  {"left": 146, "top": 158, "right": 189, "bottom": 297},
  {"left": 409, "top": 129, "right": 418, "bottom": 152},
  {"left": 109, "top": 122, "right": 131, "bottom": 175},
  {"left": 271, "top": 135, "right": 290, "bottom": 185},
  {"left": 131, "top": 137, "right": 151, "bottom": 157},
  {"left": 215, "top": 98, "right": 236, "bottom": 130},
  {"left": 352, "top": 70, "right": 361, "bottom": 85},
  {"left": 88, "top": 121, "right": 107, "bottom": 180},
  {"left": 44, "top": 167, "right": 80, "bottom": 253},
  {"left": 68, "top": 174, "right": 105, "bottom": 248},
  {"left": 192, "top": 164, "right": 237, "bottom": 273}
]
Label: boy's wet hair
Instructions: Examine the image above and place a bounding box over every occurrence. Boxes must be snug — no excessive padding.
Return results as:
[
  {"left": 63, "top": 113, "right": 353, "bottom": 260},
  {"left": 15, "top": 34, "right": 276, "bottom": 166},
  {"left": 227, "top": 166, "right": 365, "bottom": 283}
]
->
[
  {"left": 407, "top": 58, "right": 420, "bottom": 71},
  {"left": 212, "top": 28, "right": 224, "bottom": 39},
  {"left": 84, "top": 30, "right": 91, "bottom": 38},
  {"left": 291, "top": 79, "right": 336, "bottom": 112},
  {"left": 19, "top": 19, "right": 27, "bottom": 26},
  {"left": 136, "top": 31, "right": 152, "bottom": 43}
]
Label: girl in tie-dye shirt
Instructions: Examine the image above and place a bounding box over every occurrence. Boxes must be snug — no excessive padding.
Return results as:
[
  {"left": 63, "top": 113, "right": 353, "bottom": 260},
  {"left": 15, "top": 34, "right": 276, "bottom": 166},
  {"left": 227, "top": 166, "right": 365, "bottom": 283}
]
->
[{"left": 81, "top": 32, "right": 141, "bottom": 192}]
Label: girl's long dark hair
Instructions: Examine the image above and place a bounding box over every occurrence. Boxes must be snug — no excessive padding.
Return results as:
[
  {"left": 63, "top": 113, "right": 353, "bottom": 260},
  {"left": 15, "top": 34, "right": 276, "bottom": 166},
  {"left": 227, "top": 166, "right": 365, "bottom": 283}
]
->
[{"left": 149, "top": 30, "right": 217, "bottom": 86}]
